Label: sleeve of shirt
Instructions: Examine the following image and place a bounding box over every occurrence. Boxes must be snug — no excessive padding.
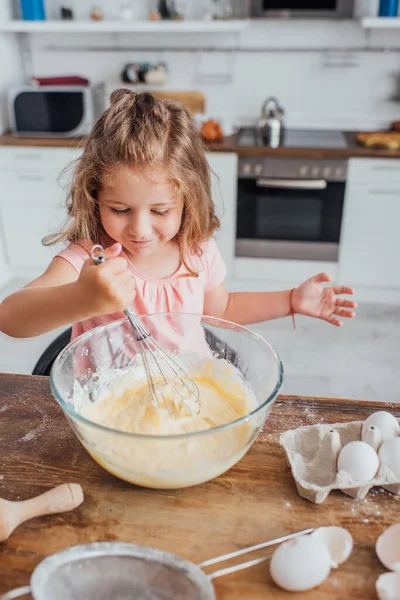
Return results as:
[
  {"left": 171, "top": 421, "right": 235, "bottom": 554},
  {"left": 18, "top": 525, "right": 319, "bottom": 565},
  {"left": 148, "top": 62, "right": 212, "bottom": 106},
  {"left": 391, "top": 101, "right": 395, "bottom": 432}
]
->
[
  {"left": 56, "top": 242, "right": 91, "bottom": 275},
  {"left": 202, "top": 238, "right": 227, "bottom": 293}
]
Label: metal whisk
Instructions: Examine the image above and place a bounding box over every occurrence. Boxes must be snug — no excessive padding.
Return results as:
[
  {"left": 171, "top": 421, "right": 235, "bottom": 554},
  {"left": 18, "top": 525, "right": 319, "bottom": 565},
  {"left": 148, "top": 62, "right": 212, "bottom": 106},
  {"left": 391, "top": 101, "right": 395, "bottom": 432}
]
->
[{"left": 90, "top": 245, "right": 200, "bottom": 419}]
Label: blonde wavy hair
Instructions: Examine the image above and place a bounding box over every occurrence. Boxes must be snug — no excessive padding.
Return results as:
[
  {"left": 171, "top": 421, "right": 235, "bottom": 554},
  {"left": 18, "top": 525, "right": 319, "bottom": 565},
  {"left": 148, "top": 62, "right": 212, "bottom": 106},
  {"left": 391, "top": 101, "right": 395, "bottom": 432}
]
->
[{"left": 44, "top": 89, "right": 220, "bottom": 274}]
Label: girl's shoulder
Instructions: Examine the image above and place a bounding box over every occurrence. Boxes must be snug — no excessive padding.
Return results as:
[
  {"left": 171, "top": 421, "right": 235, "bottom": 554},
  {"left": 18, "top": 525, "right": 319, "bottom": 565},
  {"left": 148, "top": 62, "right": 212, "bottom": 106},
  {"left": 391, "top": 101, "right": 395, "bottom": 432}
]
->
[
  {"left": 56, "top": 241, "right": 93, "bottom": 274},
  {"left": 194, "top": 237, "right": 226, "bottom": 292}
]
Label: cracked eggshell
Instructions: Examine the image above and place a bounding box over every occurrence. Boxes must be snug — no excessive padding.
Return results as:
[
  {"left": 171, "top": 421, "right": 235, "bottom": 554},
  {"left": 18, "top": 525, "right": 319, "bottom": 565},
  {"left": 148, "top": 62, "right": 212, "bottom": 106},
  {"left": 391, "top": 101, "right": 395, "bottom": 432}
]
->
[
  {"left": 311, "top": 526, "right": 353, "bottom": 568},
  {"left": 270, "top": 535, "right": 332, "bottom": 592},
  {"left": 379, "top": 438, "right": 400, "bottom": 479},
  {"left": 337, "top": 441, "right": 380, "bottom": 482},
  {"left": 376, "top": 572, "right": 400, "bottom": 600},
  {"left": 362, "top": 412, "right": 399, "bottom": 444},
  {"left": 376, "top": 524, "right": 400, "bottom": 572}
]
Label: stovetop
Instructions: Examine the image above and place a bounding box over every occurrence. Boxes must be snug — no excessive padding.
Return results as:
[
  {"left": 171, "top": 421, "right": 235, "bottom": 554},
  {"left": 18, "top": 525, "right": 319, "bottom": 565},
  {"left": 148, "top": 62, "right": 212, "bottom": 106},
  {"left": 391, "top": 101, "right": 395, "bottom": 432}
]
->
[{"left": 237, "top": 127, "right": 348, "bottom": 149}]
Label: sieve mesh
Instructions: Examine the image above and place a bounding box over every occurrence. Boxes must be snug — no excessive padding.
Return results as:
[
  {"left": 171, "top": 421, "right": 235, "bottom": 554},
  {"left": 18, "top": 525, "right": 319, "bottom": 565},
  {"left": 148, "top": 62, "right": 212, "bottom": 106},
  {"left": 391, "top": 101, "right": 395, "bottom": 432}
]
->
[{"left": 31, "top": 544, "right": 213, "bottom": 600}]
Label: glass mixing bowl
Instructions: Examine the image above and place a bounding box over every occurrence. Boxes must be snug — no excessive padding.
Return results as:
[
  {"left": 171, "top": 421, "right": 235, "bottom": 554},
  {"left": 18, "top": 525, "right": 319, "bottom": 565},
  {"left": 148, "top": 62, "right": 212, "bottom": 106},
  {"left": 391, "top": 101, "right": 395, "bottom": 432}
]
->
[{"left": 50, "top": 313, "right": 283, "bottom": 489}]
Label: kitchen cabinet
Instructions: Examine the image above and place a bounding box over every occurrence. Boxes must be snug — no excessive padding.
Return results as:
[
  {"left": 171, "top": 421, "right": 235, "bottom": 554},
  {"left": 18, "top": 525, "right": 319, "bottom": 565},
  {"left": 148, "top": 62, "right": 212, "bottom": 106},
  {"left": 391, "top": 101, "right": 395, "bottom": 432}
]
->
[
  {"left": 339, "top": 158, "right": 400, "bottom": 289},
  {"left": 207, "top": 152, "right": 237, "bottom": 278},
  {"left": 0, "top": 147, "right": 82, "bottom": 274},
  {"left": 0, "top": 170, "right": 66, "bottom": 271}
]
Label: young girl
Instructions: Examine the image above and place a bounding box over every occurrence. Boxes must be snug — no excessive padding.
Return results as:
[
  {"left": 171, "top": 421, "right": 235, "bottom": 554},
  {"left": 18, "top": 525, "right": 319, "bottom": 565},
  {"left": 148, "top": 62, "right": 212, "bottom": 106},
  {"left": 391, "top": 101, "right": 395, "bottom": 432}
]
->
[{"left": 0, "top": 89, "right": 356, "bottom": 341}]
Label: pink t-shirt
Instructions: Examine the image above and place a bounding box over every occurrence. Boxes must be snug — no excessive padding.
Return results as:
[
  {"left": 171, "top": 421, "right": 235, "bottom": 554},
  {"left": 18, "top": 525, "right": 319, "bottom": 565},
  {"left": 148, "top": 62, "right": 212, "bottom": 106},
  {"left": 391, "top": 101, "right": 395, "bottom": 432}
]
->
[{"left": 57, "top": 238, "right": 226, "bottom": 346}]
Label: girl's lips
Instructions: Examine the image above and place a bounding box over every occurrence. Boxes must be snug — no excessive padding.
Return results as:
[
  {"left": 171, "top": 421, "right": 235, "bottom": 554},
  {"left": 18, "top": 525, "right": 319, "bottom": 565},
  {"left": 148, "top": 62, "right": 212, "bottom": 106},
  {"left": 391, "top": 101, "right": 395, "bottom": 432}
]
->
[{"left": 129, "top": 239, "right": 154, "bottom": 244}]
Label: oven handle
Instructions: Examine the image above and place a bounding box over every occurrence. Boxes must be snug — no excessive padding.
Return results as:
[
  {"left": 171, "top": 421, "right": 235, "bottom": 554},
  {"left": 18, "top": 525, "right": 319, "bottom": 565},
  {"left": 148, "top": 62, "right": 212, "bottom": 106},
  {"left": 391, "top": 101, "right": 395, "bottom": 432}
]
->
[{"left": 256, "top": 178, "right": 327, "bottom": 190}]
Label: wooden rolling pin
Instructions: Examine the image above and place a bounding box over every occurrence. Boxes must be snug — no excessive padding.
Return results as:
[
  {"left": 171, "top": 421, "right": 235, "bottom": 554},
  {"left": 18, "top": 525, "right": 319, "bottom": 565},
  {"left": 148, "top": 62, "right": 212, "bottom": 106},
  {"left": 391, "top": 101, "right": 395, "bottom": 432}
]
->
[{"left": 0, "top": 483, "right": 84, "bottom": 542}]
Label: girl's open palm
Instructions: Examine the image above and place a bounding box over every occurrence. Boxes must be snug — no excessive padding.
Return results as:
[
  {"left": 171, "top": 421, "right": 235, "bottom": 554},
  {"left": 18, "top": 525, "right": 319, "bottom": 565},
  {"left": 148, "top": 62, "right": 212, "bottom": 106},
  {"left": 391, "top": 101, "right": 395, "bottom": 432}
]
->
[{"left": 292, "top": 273, "right": 356, "bottom": 327}]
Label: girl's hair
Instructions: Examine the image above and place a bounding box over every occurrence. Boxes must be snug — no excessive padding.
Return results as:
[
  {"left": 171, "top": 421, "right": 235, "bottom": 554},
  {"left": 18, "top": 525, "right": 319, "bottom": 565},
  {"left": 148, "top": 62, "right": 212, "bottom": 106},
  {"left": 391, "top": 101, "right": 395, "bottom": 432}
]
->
[{"left": 43, "top": 89, "right": 220, "bottom": 273}]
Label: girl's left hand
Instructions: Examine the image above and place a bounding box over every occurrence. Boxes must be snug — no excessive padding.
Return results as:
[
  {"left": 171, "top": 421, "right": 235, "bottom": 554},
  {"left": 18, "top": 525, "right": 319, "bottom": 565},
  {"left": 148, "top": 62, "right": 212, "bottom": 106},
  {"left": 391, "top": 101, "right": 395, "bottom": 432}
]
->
[{"left": 292, "top": 273, "right": 356, "bottom": 327}]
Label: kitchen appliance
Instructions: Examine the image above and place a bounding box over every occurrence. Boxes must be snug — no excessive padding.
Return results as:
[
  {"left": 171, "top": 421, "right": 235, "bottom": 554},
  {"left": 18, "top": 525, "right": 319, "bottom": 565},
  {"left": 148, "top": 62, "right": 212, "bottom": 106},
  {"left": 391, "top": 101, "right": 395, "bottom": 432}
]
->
[
  {"left": 257, "top": 96, "right": 285, "bottom": 148},
  {"left": 50, "top": 313, "right": 283, "bottom": 489},
  {"left": 8, "top": 84, "right": 105, "bottom": 137},
  {"left": 236, "top": 129, "right": 348, "bottom": 262},
  {"left": 251, "top": 0, "right": 354, "bottom": 18},
  {"left": 1, "top": 531, "right": 313, "bottom": 600}
]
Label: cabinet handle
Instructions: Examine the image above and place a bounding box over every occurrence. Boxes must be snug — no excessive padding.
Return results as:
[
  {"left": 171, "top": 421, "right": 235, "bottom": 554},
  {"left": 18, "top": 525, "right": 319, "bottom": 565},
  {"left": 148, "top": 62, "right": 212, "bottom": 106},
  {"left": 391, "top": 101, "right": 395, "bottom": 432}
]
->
[
  {"left": 371, "top": 166, "right": 400, "bottom": 173},
  {"left": 256, "top": 178, "right": 327, "bottom": 190},
  {"left": 16, "top": 175, "right": 45, "bottom": 182},
  {"left": 369, "top": 189, "right": 400, "bottom": 195},
  {"left": 14, "top": 154, "right": 42, "bottom": 161}
]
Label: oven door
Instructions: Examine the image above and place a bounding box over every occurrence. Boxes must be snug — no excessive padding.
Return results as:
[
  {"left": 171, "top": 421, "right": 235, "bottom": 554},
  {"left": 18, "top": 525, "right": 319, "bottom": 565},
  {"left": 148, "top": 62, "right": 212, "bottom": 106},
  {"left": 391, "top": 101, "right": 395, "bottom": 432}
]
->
[
  {"left": 236, "top": 177, "right": 345, "bottom": 262},
  {"left": 251, "top": 0, "right": 354, "bottom": 18}
]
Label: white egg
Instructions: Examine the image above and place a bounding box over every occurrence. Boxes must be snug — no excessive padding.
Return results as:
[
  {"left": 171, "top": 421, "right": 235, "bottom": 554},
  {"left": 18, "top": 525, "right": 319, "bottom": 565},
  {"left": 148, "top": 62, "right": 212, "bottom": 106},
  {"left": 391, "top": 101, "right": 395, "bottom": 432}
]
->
[
  {"left": 378, "top": 438, "right": 400, "bottom": 479},
  {"left": 337, "top": 441, "right": 380, "bottom": 482},
  {"left": 376, "top": 572, "right": 400, "bottom": 600},
  {"left": 311, "top": 526, "right": 353, "bottom": 568},
  {"left": 270, "top": 535, "right": 332, "bottom": 592},
  {"left": 362, "top": 411, "right": 399, "bottom": 444},
  {"left": 376, "top": 524, "right": 400, "bottom": 572}
]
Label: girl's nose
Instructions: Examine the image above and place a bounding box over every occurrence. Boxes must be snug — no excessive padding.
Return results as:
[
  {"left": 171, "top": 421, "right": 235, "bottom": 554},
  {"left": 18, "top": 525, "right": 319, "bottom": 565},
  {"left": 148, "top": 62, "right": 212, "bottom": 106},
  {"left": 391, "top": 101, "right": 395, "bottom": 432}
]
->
[{"left": 128, "top": 213, "right": 152, "bottom": 239}]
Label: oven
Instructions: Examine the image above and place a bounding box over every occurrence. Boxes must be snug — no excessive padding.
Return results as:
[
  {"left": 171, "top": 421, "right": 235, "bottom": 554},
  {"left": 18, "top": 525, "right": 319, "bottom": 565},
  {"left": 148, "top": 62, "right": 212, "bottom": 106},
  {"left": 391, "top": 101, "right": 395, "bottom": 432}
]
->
[
  {"left": 251, "top": 0, "right": 354, "bottom": 19},
  {"left": 236, "top": 157, "right": 347, "bottom": 262}
]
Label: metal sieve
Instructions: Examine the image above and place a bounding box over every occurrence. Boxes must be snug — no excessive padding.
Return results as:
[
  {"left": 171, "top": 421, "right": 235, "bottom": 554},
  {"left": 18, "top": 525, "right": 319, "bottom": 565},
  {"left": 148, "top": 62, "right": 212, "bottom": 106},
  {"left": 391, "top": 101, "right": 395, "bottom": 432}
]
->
[{"left": 1, "top": 529, "right": 313, "bottom": 599}]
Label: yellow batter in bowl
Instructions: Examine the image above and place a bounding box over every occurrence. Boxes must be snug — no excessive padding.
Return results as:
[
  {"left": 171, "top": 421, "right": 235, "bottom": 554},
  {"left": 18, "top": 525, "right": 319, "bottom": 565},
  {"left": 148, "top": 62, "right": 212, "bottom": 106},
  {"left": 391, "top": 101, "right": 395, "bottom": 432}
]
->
[{"left": 76, "top": 358, "right": 259, "bottom": 488}]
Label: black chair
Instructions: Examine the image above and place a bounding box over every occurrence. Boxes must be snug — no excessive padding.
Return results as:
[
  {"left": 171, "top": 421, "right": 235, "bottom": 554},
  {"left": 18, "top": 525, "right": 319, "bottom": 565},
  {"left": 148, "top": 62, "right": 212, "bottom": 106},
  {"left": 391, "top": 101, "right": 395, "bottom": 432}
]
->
[
  {"left": 32, "top": 326, "right": 237, "bottom": 376},
  {"left": 32, "top": 327, "right": 72, "bottom": 376}
]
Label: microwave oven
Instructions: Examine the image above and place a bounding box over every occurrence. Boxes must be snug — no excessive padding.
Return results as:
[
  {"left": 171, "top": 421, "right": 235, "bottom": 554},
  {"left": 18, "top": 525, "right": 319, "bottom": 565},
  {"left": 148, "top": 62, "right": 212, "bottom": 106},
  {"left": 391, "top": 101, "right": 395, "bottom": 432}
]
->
[
  {"left": 251, "top": 0, "right": 354, "bottom": 18},
  {"left": 8, "top": 84, "right": 105, "bottom": 138}
]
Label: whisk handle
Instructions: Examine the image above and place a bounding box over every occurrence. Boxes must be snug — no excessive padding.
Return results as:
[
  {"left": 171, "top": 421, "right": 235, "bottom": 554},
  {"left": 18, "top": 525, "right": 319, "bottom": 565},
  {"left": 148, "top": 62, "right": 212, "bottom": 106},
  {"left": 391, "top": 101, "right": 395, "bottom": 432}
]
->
[{"left": 89, "top": 245, "right": 150, "bottom": 343}]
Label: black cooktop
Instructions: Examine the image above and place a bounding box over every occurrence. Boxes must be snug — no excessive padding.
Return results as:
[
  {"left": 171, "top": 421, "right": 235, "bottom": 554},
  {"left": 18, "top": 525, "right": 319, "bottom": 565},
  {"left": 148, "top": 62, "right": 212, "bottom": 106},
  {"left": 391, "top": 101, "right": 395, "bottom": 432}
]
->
[{"left": 237, "top": 127, "right": 348, "bottom": 149}]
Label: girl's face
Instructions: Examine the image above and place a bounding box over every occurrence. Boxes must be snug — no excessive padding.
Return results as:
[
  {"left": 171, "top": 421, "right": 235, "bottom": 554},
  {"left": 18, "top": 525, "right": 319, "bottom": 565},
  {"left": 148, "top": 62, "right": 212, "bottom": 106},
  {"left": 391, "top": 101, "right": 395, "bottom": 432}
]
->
[{"left": 98, "top": 165, "right": 184, "bottom": 258}]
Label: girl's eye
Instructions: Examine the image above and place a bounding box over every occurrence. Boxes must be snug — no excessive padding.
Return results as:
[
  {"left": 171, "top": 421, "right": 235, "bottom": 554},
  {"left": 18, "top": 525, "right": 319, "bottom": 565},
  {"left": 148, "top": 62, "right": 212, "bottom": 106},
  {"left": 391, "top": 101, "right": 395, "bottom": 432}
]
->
[
  {"left": 111, "top": 207, "right": 130, "bottom": 215},
  {"left": 152, "top": 209, "right": 170, "bottom": 216}
]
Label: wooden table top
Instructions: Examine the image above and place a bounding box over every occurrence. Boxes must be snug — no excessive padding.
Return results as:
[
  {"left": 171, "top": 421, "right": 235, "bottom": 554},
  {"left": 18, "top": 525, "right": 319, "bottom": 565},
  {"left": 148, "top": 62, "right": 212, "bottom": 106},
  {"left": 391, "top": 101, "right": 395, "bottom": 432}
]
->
[{"left": 0, "top": 373, "right": 398, "bottom": 599}]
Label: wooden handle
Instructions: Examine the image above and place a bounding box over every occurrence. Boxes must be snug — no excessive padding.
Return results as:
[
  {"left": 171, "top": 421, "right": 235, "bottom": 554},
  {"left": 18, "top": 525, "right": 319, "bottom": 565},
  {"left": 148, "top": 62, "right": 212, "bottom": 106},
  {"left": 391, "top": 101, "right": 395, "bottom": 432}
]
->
[{"left": 0, "top": 484, "right": 84, "bottom": 542}]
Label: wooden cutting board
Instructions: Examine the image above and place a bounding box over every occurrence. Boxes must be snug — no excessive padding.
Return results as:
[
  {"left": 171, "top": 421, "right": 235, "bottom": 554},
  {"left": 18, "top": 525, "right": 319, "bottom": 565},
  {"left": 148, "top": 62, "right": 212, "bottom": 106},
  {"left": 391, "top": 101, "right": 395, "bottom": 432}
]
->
[
  {"left": 357, "top": 130, "right": 400, "bottom": 149},
  {"left": 0, "top": 373, "right": 398, "bottom": 599},
  {"left": 150, "top": 90, "right": 206, "bottom": 114}
]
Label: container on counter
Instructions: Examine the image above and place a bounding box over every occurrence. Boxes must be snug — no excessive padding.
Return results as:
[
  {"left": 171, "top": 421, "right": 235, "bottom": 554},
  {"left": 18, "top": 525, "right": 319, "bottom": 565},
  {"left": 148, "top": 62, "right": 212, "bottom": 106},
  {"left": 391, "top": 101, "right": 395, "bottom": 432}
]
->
[
  {"left": 379, "top": 0, "right": 399, "bottom": 16},
  {"left": 19, "top": 0, "right": 46, "bottom": 20}
]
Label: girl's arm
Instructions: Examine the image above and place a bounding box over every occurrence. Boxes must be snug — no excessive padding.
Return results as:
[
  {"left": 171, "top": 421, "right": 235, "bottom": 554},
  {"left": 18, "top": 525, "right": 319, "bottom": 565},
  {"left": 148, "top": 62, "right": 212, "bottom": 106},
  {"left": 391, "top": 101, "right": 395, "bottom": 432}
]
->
[
  {"left": 0, "top": 258, "right": 87, "bottom": 337},
  {"left": 0, "top": 243, "right": 135, "bottom": 338},
  {"left": 203, "top": 273, "right": 356, "bottom": 327}
]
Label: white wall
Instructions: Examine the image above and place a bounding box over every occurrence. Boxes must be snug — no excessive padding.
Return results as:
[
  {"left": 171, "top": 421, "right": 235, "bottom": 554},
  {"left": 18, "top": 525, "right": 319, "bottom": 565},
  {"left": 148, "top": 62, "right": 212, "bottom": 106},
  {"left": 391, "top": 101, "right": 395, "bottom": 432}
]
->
[{"left": 20, "top": 13, "right": 400, "bottom": 132}]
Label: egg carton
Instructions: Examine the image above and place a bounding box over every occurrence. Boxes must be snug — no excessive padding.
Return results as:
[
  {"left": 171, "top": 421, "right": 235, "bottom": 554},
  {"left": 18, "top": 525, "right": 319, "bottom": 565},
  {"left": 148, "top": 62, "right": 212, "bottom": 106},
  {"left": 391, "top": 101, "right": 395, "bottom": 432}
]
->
[{"left": 280, "top": 420, "right": 400, "bottom": 504}]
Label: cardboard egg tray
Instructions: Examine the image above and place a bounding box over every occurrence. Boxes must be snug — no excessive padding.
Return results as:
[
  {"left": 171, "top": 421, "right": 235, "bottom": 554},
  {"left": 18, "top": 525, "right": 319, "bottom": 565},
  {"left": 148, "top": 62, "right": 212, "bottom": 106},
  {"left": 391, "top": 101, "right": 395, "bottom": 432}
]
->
[{"left": 280, "top": 420, "right": 400, "bottom": 504}]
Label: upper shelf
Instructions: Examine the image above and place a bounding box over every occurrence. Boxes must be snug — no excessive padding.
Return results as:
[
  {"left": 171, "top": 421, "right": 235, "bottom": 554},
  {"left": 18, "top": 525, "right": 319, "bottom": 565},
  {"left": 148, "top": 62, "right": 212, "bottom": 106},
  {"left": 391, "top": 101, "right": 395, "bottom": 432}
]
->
[
  {"left": 361, "top": 17, "right": 400, "bottom": 28},
  {"left": 0, "top": 19, "right": 249, "bottom": 33}
]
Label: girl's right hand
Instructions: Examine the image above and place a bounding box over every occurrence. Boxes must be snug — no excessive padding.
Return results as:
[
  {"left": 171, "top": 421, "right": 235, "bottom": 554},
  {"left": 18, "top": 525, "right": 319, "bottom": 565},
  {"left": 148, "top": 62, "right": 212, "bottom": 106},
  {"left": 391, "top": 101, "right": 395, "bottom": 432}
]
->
[{"left": 76, "top": 243, "right": 136, "bottom": 316}]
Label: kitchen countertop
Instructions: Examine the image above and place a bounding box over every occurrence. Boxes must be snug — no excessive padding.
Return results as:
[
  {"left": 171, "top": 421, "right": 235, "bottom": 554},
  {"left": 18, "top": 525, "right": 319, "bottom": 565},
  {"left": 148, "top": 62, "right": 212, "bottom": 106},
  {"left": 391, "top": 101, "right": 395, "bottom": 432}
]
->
[
  {"left": 0, "top": 373, "right": 397, "bottom": 599},
  {"left": 2, "top": 131, "right": 400, "bottom": 159}
]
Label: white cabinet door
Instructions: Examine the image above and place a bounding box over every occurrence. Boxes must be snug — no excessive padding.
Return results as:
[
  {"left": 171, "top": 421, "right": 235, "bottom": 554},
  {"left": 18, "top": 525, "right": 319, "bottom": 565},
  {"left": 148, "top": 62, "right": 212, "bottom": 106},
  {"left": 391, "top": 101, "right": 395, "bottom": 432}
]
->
[
  {"left": 339, "top": 183, "right": 400, "bottom": 288},
  {"left": 206, "top": 152, "right": 237, "bottom": 278},
  {"left": 0, "top": 147, "right": 82, "bottom": 276},
  {"left": 0, "top": 170, "right": 67, "bottom": 271}
]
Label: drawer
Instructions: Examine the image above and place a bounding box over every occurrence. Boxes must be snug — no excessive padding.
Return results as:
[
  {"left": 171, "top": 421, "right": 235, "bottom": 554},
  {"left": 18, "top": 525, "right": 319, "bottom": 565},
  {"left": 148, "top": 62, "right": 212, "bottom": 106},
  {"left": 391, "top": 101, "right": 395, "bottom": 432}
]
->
[
  {"left": 348, "top": 158, "right": 400, "bottom": 187},
  {"left": 0, "top": 146, "right": 82, "bottom": 171}
]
